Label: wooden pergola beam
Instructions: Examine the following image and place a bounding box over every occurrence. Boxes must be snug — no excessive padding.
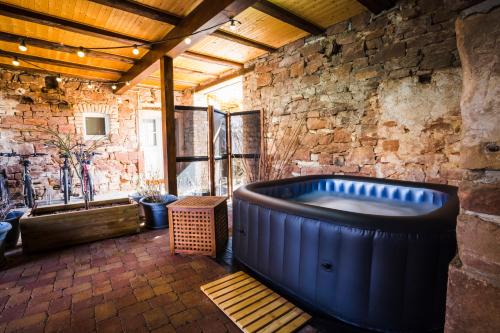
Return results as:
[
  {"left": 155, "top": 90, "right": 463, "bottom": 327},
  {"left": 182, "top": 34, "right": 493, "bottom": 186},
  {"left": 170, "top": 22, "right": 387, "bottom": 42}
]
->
[
  {"left": 252, "top": 0, "right": 323, "bottom": 35},
  {"left": 159, "top": 56, "right": 177, "bottom": 195},
  {"left": 0, "top": 50, "right": 124, "bottom": 75},
  {"left": 181, "top": 51, "right": 243, "bottom": 69},
  {"left": 0, "top": 2, "right": 150, "bottom": 46},
  {"left": 194, "top": 65, "right": 254, "bottom": 92},
  {"left": 211, "top": 30, "right": 276, "bottom": 52},
  {"left": 356, "top": 0, "right": 395, "bottom": 14},
  {"left": 147, "top": 76, "right": 199, "bottom": 86},
  {"left": 0, "top": 63, "right": 111, "bottom": 82},
  {"left": 116, "top": 0, "right": 257, "bottom": 94},
  {"left": 0, "top": 32, "right": 136, "bottom": 64},
  {"left": 88, "top": 0, "right": 182, "bottom": 26},
  {"left": 173, "top": 66, "right": 218, "bottom": 78}
]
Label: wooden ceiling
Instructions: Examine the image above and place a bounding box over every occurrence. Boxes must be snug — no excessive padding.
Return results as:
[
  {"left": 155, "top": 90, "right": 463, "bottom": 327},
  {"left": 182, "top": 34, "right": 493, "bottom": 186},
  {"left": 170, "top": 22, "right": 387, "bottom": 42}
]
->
[{"left": 0, "top": 0, "right": 391, "bottom": 92}]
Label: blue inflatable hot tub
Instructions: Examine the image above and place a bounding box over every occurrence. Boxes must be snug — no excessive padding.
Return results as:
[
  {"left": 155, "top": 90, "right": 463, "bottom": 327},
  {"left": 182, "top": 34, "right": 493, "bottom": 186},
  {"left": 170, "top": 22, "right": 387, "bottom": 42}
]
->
[{"left": 232, "top": 175, "right": 458, "bottom": 332}]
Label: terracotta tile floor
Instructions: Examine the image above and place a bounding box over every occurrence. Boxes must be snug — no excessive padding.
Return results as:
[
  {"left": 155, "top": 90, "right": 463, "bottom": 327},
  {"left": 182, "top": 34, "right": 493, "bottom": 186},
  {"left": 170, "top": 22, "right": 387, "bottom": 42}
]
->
[{"left": 0, "top": 230, "right": 243, "bottom": 333}]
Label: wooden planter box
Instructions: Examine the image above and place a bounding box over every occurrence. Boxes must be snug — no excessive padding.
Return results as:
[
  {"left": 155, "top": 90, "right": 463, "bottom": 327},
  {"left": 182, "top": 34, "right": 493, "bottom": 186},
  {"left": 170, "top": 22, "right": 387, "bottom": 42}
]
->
[{"left": 20, "top": 198, "right": 140, "bottom": 254}]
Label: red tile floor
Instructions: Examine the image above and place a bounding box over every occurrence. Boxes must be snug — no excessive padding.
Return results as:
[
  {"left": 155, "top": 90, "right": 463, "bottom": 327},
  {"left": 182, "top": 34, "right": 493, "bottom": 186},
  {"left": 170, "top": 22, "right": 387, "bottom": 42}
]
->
[
  {"left": 0, "top": 230, "right": 242, "bottom": 333},
  {"left": 0, "top": 222, "right": 371, "bottom": 333}
]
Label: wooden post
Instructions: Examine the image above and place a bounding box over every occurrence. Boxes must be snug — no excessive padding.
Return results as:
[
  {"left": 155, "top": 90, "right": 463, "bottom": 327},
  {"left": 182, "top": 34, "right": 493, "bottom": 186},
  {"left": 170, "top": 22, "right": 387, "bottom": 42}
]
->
[
  {"left": 160, "top": 56, "right": 177, "bottom": 195},
  {"left": 226, "top": 113, "right": 233, "bottom": 198},
  {"left": 207, "top": 106, "right": 216, "bottom": 195}
]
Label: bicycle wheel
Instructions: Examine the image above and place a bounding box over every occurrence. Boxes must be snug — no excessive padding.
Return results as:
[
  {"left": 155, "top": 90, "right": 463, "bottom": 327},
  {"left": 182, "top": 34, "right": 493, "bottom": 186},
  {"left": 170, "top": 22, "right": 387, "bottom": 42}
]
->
[
  {"left": 86, "top": 176, "right": 95, "bottom": 201},
  {"left": 0, "top": 170, "right": 9, "bottom": 205}
]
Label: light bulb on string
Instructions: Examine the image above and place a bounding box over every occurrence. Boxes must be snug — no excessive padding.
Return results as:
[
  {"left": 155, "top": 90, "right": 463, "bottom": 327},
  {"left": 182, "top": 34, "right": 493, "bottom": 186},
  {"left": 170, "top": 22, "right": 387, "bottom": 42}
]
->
[
  {"left": 126, "top": 81, "right": 130, "bottom": 86},
  {"left": 77, "top": 47, "right": 86, "bottom": 58},
  {"left": 184, "top": 37, "right": 192, "bottom": 45},
  {"left": 18, "top": 39, "right": 28, "bottom": 52},
  {"left": 87, "top": 82, "right": 93, "bottom": 89},
  {"left": 229, "top": 18, "right": 241, "bottom": 31},
  {"left": 111, "top": 84, "right": 117, "bottom": 90},
  {"left": 12, "top": 57, "right": 20, "bottom": 66},
  {"left": 56, "top": 74, "right": 63, "bottom": 83},
  {"left": 132, "top": 45, "right": 140, "bottom": 55}
]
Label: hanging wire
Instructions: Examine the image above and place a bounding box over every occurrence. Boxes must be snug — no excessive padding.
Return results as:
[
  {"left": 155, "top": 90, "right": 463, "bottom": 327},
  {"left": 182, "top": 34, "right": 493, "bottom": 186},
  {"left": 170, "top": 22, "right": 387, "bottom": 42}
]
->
[
  {"left": 87, "top": 19, "right": 235, "bottom": 50},
  {"left": 4, "top": 17, "right": 241, "bottom": 87}
]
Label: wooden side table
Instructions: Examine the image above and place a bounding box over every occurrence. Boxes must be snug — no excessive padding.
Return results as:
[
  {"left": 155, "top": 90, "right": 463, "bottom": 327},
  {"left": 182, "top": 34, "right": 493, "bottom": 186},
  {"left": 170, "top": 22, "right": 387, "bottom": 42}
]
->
[{"left": 168, "top": 196, "right": 228, "bottom": 257}]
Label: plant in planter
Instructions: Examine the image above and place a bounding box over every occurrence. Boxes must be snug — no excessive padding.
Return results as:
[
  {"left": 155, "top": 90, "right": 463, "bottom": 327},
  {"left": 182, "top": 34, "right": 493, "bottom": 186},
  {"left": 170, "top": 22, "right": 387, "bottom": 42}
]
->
[
  {"left": 138, "top": 177, "right": 177, "bottom": 229},
  {"left": 17, "top": 126, "right": 140, "bottom": 254},
  {"left": 0, "top": 196, "right": 13, "bottom": 265},
  {"left": 37, "top": 126, "right": 106, "bottom": 209}
]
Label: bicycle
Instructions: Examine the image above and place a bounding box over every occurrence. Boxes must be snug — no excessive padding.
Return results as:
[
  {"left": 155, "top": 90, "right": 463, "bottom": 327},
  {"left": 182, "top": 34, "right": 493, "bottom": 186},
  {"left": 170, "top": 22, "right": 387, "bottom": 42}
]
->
[
  {"left": 56, "top": 152, "right": 73, "bottom": 205},
  {"left": 0, "top": 151, "right": 47, "bottom": 208},
  {"left": 74, "top": 144, "right": 100, "bottom": 203}
]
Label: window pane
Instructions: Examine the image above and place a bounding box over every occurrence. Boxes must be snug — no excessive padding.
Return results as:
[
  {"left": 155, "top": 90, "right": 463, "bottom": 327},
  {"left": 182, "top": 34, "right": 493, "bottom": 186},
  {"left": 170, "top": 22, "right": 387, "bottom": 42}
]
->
[
  {"left": 231, "top": 113, "right": 260, "bottom": 154},
  {"left": 175, "top": 109, "right": 208, "bottom": 157},
  {"left": 142, "top": 119, "right": 157, "bottom": 146},
  {"left": 85, "top": 117, "right": 106, "bottom": 135},
  {"left": 176, "top": 161, "right": 209, "bottom": 196}
]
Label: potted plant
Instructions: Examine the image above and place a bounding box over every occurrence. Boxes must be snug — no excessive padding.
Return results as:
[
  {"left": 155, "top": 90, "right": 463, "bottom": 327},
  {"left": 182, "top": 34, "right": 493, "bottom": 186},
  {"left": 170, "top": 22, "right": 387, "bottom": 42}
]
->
[
  {"left": 139, "top": 178, "right": 177, "bottom": 229},
  {"left": 2, "top": 211, "right": 24, "bottom": 249},
  {"left": 17, "top": 127, "right": 140, "bottom": 254}
]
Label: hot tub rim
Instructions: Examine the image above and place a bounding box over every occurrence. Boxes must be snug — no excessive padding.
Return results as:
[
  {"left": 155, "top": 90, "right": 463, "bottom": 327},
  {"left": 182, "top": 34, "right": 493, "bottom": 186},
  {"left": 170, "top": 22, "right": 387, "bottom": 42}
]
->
[{"left": 233, "top": 175, "right": 459, "bottom": 233}]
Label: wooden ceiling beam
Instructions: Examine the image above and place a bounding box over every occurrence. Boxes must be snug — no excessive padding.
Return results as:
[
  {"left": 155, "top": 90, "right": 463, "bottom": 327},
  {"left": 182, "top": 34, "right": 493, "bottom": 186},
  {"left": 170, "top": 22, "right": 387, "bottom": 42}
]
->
[
  {"left": 173, "top": 66, "right": 218, "bottom": 78},
  {"left": 211, "top": 30, "right": 276, "bottom": 52},
  {"left": 356, "top": 0, "right": 395, "bottom": 14},
  {"left": 181, "top": 51, "right": 243, "bottom": 69},
  {"left": 0, "top": 2, "right": 150, "bottom": 46},
  {"left": 252, "top": 0, "right": 323, "bottom": 35},
  {"left": 0, "top": 63, "right": 111, "bottom": 81},
  {"left": 0, "top": 32, "right": 136, "bottom": 64},
  {"left": 87, "top": 0, "right": 182, "bottom": 26},
  {"left": 194, "top": 65, "right": 254, "bottom": 92},
  {"left": 116, "top": 0, "right": 258, "bottom": 94},
  {"left": 0, "top": 50, "right": 124, "bottom": 75}
]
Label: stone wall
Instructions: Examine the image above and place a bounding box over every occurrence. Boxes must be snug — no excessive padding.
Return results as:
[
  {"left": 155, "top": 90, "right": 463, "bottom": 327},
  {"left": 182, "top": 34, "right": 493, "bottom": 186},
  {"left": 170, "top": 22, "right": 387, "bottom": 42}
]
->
[
  {"left": 445, "top": 2, "right": 500, "bottom": 332},
  {"left": 0, "top": 69, "right": 192, "bottom": 203},
  {"left": 242, "top": 0, "right": 486, "bottom": 185}
]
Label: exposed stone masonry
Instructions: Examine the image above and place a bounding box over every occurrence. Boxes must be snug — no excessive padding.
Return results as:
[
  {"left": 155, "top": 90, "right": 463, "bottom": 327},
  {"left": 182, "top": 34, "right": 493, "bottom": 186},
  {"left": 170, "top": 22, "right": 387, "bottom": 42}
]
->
[
  {"left": 242, "top": 0, "right": 484, "bottom": 185},
  {"left": 0, "top": 70, "right": 191, "bottom": 203}
]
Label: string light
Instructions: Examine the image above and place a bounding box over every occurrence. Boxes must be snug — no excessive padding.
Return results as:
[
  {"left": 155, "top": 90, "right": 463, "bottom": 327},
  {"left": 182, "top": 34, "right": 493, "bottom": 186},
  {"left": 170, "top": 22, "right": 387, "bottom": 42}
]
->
[
  {"left": 132, "top": 45, "right": 140, "bottom": 55},
  {"left": 184, "top": 37, "right": 192, "bottom": 45},
  {"left": 77, "top": 47, "right": 86, "bottom": 58},
  {"left": 87, "top": 82, "right": 93, "bottom": 89},
  {"left": 111, "top": 84, "right": 117, "bottom": 90},
  {"left": 18, "top": 39, "right": 28, "bottom": 52},
  {"left": 56, "top": 74, "right": 63, "bottom": 83},
  {"left": 229, "top": 18, "right": 241, "bottom": 31},
  {"left": 126, "top": 81, "right": 130, "bottom": 86},
  {"left": 12, "top": 57, "right": 20, "bottom": 66}
]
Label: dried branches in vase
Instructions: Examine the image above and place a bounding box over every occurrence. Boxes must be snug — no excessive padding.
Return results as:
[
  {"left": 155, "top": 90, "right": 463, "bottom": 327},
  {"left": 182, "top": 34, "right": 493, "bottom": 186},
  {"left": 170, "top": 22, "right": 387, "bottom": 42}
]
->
[{"left": 235, "top": 115, "right": 305, "bottom": 184}]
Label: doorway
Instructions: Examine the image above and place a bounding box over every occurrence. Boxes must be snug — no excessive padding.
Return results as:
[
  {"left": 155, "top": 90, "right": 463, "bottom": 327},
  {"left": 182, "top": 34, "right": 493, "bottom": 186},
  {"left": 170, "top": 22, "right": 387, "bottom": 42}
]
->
[{"left": 139, "top": 110, "right": 163, "bottom": 178}]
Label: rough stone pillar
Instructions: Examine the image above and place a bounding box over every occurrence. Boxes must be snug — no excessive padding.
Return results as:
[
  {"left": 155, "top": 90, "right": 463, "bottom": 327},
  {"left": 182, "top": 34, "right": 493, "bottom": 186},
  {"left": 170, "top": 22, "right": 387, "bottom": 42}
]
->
[{"left": 445, "top": 1, "right": 500, "bottom": 332}]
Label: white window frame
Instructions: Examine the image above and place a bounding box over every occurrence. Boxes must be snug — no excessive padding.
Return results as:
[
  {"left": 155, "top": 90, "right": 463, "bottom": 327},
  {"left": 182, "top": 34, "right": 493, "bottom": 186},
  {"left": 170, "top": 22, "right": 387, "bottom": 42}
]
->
[{"left": 83, "top": 112, "right": 110, "bottom": 140}]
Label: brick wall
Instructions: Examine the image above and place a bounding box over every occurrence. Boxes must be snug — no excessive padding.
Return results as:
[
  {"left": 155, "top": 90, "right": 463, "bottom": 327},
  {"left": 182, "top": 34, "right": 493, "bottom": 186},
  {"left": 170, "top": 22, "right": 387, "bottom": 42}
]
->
[
  {"left": 0, "top": 69, "right": 192, "bottom": 203},
  {"left": 242, "top": 0, "right": 485, "bottom": 185}
]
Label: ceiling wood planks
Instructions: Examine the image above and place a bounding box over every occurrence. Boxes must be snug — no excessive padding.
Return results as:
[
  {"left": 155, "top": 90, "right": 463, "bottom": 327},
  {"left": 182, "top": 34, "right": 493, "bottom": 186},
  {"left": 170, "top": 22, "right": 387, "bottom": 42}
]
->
[
  {"left": 0, "top": 1, "right": 150, "bottom": 45},
  {"left": 0, "top": 32, "right": 136, "bottom": 64},
  {"left": 252, "top": 0, "right": 323, "bottom": 35},
  {"left": 87, "top": 0, "right": 182, "bottom": 26},
  {"left": 115, "top": 0, "right": 258, "bottom": 94},
  {"left": 356, "top": 0, "right": 395, "bottom": 14}
]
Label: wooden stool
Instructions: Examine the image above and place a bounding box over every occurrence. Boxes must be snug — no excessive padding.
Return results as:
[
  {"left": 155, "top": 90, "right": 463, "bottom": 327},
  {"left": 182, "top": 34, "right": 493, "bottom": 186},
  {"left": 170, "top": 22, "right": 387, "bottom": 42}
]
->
[{"left": 168, "top": 196, "right": 228, "bottom": 257}]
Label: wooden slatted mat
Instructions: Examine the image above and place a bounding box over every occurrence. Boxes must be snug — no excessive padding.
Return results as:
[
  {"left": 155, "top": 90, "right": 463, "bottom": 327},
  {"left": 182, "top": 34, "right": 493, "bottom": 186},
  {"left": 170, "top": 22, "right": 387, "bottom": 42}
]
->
[{"left": 201, "top": 271, "right": 311, "bottom": 333}]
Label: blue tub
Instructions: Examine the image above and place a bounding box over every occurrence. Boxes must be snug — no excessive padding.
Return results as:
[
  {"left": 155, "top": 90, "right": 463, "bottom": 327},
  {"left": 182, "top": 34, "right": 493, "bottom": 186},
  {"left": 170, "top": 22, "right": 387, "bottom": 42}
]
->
[{"left": 232, "top": 175, "right": 458, "bottom": 332}]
